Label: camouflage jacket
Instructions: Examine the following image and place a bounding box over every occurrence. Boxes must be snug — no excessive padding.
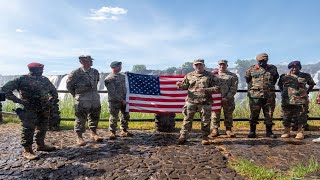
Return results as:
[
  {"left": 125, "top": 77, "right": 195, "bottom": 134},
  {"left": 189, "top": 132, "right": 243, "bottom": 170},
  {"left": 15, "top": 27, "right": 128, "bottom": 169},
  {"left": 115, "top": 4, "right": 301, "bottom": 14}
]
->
[
  {"left": 278, "top": 72, "right": 315, "bottom": 105},
  {"left": 1, "top": 74, "right": 58, "bottom": 108},
  {"left": 245, "top": 64, "right": 279, "bottom": 98},
  {"left": 216, "top": 70, "right": 238, "bottom": 100},
  {"left": 178, "top": 70, "right": 220, "bottom": 104},
  {"left": 66, "top": 67, "right": 100, "bottom": 101},
  {"left": 104, "top": 72, "right": 126, "bottom": 102}
]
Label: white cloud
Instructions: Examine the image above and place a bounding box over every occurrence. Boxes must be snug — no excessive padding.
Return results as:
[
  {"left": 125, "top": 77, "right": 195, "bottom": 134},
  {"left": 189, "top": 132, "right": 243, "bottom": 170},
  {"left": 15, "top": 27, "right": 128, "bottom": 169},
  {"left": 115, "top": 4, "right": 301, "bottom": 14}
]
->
[
  {"left": 15, "top": 28, "right": 25, "bottom": 33},
  {"left": 86, "top": 6, "right": 127, "bottom": 21}
]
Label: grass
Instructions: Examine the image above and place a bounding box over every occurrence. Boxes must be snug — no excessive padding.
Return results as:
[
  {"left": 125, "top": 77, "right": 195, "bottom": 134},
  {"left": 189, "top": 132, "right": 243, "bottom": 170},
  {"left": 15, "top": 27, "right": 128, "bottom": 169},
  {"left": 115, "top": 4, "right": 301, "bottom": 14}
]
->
[{"left": 229, "top": 158, "right": 320, "bottom": 180}]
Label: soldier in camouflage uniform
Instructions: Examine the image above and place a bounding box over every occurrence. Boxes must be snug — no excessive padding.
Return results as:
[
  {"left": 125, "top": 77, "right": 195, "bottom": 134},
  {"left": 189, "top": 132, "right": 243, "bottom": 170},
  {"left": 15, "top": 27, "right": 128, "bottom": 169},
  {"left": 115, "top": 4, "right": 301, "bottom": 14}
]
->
[
  {"left": 314, "top": 91, "right": 320, "bottom": 143},
  {"left": 2, "top": 62, "right": 57, "bottom": 160},
  {"left": 210, "top": 60, "right": 238, "bottom": 138},
  {"left": 105, "top": 61, "right": 133, "bottom": 140},
  {"left": 278, "top": 61, "right": 315, "bottom": 139},
  {"left": 0, "top": 102, "right": 2, "bottom": 122},
  {"left": 245, "top": 53, "right": 279, "bottom": 138},
  {"left": 48, "top": 99, "right": 61, "bottom": 131},
  {"left": 66, "top": 55, "right": 103, "bottom": 146},
  {"left": 177, "top": 59, "right": 220, "bottom": 145}
]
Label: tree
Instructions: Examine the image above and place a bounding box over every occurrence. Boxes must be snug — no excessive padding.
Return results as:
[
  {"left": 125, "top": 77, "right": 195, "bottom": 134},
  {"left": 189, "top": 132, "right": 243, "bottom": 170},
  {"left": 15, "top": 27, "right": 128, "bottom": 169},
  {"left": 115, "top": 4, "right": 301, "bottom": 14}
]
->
[
  {"left": 132, "top": 65, "right": 147, "bottom": 74},
  {"left": 181, "top": 62, "right": 194, "bottom": 74},
  {"left": 165, "top": 67, "right": 177, "bottom": 75}
]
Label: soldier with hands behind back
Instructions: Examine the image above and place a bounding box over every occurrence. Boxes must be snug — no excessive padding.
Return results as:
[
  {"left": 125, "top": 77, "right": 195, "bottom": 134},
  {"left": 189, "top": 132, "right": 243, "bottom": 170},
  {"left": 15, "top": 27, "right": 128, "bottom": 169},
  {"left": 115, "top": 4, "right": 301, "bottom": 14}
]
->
[
  {"left": 245, "top": 53, "right": 279, "bottom": 138},
  {"left": 66, "top": 55, "right": 103, "bottom": 146},
  {"left": 2, "top": 62, "right": 57, "bottom": 160}
]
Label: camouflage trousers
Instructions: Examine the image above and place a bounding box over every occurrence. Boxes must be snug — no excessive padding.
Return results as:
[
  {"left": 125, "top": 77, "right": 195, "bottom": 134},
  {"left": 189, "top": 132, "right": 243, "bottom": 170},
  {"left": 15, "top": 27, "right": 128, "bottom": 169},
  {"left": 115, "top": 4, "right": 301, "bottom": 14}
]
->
[
  {"left": 16, "top": 108, "right": 49, "bottom": 147},
  {"left": 180, "top": 102, "right": 211, "bottom": 138},
  {"left": 212, "top": 98, "right": 235, "bottom": 129},
  {"left": 249, "top": 97, "right": 275, "bottom": 126},
  {"left": 108, "top": 101, "right": 130, "bottom": 132},
  {"left": 282, "top": 104, "right": 308, "bottom": 128},
  {"left": 74, "top": 100, "right": 101, "bottom": 133}
]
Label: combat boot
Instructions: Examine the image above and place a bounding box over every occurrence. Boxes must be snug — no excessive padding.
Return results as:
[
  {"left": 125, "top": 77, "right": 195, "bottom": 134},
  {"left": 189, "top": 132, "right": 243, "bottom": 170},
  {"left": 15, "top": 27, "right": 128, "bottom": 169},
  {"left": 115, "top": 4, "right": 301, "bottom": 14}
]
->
[
  {"left": 90, "top": 130, "right": 103, "bottom": 142},
  {"left": 295, "top": 126, "right": 304, "bottom": 140},
  {"left": 209, "top": 128, "right": 219, "bottom": 138},
  {"left": 178, "top": 135, "right": 186, "bottom": 145},
  {"left": 109, "top": 131, "right": 117, "bottom": 140},
  {"left": 226, "top": 127, "right": 236, "bottom": 138},
  {"left": 312, "top": 137, "right": 320, "bottom": 143},
  {"left": 266, "top": 125, "right": 277, "bottom": 138},
  {"left": 23, "top": 146, "right": 38, "bottom": 160},
  {"left": 281, "top": 127, "right": 290, "bottom": 138},
  {"left": 120, "top": 130, "right": 134, "bottom": 137},
  {"left": 247, "top": 124, "right": 257, "bottom": 138},
  {"left": 76, "top": 133, "right": 86, "bottom": 146},
  {"left": 201, "top": 136, "right": 210, "bottom": 145}
]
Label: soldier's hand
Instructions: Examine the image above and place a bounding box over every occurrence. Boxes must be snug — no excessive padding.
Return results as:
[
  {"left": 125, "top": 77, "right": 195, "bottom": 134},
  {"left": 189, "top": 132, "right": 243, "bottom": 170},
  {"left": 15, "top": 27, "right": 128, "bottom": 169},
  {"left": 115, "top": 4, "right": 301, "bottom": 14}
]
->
[
  {"left": 317, "top": 98, "right": 320, "bottom": 104},
  {"left": 176, "top": 81, "right": 183, "bottom": 88},
  {"left": 222, "top": 98, "right": 228, "bottom": 103}
]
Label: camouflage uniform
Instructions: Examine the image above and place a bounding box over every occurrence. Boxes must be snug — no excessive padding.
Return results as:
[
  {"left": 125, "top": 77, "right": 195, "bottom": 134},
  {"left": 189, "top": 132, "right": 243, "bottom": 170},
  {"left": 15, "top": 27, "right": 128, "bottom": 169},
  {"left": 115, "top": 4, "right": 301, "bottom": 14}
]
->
[
  {"left": 66, "top": 67, "right": 101, "bottom": 133},
  {"left": 278, "top": 72, "right": 315, "bottom": 128},
  {"left": 2, "top": 75, "right": 58, "bottom": 147},
  {"left": 47, "top": 99, "right": 61, "bottom": 130},
  {"left": 179, "top": 70, "right": 220, "bottom": 139},
  {"left": 104, "top": 72, "right": 129, "bottom": 132},
  {"left": 245, "top": 64, "right": 279, "bottom": 126},
  {"left": 211, "top": 70, "right": 238, "bottom": 129}
]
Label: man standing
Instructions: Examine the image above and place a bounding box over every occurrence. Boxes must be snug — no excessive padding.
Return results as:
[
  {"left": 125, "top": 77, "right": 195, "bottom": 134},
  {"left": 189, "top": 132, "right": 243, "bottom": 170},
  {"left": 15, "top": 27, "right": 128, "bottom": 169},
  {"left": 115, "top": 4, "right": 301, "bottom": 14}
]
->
[
  {"left": 66, "top": 55, "right": 103, "bottom": 146},
  {"left": 278, "top": 61, "right": 315, "bottom": 139},
  {"left": 210, "top": 60, "right": 238, "bottom": 138},
  {"left": 245, "top": 53, "right": 279, "bottom": 138},
  {"left": 105, "top": 61, "right": 133, "bottom": 139},
  {"left": 177, "top": 59, "right": 220, "bottom": 145},
  {"left": 2, "top": 62, "right": 57, "bottom": 160}
]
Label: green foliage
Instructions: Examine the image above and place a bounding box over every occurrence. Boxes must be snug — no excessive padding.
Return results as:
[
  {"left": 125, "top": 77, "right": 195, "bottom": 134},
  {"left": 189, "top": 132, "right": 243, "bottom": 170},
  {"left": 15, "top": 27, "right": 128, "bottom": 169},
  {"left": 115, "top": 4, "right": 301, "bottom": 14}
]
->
[
  {"left": 229, "top": 159, "right": 277, "bottom": 180},
  {"left": 229, "top": 158, "right": 320, "bottom": 180},
  {"left": 132, "top": 64, "right": 147, "bottom": 74}
]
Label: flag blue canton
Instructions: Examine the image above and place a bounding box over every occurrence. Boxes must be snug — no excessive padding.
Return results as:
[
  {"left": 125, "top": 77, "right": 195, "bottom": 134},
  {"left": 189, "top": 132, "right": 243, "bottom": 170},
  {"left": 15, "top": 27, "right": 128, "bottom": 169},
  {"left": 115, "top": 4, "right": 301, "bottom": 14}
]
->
[{"left": 127, "top": 73, "right": 161, "bottom": 95}]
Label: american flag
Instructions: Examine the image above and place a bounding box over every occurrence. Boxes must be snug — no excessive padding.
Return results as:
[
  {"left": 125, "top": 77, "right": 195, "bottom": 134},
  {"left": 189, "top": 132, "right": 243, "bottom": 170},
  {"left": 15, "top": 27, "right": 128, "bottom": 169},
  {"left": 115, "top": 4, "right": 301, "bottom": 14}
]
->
[{"left": 125, "top": 72, "right": 221, "bottom": 113}]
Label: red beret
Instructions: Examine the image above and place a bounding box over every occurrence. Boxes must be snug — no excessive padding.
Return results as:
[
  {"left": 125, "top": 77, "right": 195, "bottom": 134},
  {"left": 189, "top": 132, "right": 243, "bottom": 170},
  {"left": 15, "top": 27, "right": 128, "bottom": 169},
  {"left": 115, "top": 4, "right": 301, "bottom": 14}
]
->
[{"left": 27, "top": 62, "right": 44, "bottom": 69}]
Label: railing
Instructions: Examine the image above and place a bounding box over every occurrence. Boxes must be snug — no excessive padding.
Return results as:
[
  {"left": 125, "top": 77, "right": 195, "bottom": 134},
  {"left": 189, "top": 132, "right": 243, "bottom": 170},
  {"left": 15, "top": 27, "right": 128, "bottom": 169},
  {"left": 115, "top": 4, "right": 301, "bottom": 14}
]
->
[{"left": 1, "top": 89, "right": 320, "bottom": 121}]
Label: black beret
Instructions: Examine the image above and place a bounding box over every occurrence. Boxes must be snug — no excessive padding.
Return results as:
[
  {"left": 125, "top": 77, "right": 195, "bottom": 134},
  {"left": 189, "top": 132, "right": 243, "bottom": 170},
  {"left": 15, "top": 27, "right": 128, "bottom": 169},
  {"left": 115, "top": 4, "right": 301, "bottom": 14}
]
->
[
  {"left": 288, "top": 61, "right": 302, "bottom": 69},
  {"left": 110, "top": 61, "right": 122, "bottom": 68}
]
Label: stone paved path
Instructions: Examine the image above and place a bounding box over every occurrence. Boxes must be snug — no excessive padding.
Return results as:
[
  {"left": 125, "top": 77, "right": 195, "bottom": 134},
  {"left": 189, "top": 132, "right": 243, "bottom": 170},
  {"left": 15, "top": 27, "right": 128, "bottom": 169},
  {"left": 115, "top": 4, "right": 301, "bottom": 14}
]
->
[
  {"left": 1, "top": 124, "right": 320, "bottom": 179},
  {"left": 0, "top": 124, "right": 244, "bottom": 180}
]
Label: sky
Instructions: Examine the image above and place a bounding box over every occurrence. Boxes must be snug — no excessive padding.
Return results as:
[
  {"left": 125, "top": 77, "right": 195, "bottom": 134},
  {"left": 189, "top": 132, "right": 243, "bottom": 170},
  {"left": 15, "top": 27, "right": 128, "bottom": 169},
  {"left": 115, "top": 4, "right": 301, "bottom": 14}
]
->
[{"left": 1, "top": 0, "right": 320, "bottom": 75}]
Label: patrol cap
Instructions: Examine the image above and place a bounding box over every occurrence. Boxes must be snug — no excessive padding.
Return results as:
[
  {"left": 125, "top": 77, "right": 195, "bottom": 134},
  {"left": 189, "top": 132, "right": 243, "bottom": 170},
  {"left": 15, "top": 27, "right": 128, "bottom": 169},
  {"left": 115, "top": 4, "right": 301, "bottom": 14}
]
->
[
  {"left": 27, "top": 62, "right": 44, "bottom": 69},
  {"left": 79, "top": 55, "right": 94, "bottom": 61},
  {"left": 218, "top": 60, "right": 228, "bottom": 65},
  {"left": 110, "top": 61, "right": 122, "bottom": 68},
  {"left": 256, "top": 53, "right": 269, "bottom": 61},
  {"left": 193, "top": 59, "right": 205, "bottom": 65},
  {"left": 288, "top": 60, "right": 302, "bottom": 69}
]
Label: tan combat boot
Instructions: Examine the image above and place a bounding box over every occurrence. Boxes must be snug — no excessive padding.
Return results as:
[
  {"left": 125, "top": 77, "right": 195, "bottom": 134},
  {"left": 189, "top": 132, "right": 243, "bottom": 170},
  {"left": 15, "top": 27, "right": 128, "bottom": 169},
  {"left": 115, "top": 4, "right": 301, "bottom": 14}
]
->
[
  {"left": 91, "top": 130, "right": 103, "bottom": 142},
  {"left": 120, "top": 130, "right": 134, "bottom": 137},
  {"left": 178, "top": 135, "right": 186, "bottom": 145},
  {"left": 295, "top": 126, "right": 304, "bottom": 140},
  {"left": 76, "top": 132, "right": 86, "bottom": 146},
  {"left": 281, "top": 127, "right": 290, "bottom": 138},
  {"left": 226, "top": 127, "right": 236, "bottom": 138},
  {"left": 109, "top": 131, "right": 117, "bottom": 140},
  {"left": 209, "top": 128, "right": 219, "bottom": 138},
  {"left": 23, "top": 146, "right": 38, "bottom": 160},
  {"left": 201, "top": 136, "right": 210, "bottom": 145}
]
